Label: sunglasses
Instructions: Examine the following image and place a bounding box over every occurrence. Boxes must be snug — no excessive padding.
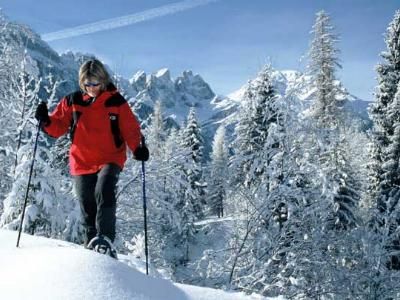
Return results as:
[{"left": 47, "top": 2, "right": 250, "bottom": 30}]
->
[{"left": 84, "top": 82, "right": 101, "bottom": 87}]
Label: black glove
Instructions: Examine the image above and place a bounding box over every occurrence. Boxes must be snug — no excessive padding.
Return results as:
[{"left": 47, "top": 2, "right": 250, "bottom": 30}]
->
[
  {"left": 35, "top": 102, "right": 50, "bottom": 126},
  {"left": 133, "top": 144, "right": 149, "bottom": 161}
]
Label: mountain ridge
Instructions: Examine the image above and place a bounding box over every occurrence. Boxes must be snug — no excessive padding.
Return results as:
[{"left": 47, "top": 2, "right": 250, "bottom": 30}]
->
[{"left": 3, "top": 17, "right": 372, "bottom": 145}]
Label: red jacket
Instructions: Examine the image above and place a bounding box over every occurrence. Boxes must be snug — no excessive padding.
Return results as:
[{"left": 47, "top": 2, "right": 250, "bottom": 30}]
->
[{"left": 44, "top": 85, "right": 141, "bottom": 175}]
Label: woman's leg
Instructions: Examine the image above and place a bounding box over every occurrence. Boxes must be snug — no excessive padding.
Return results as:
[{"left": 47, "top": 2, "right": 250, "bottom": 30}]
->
[
  {"left": 74, "top": 173, "right": 98, "bottom": 246},
  {"left": 95, "top": 163, "right": 121, "bottom": 242}
]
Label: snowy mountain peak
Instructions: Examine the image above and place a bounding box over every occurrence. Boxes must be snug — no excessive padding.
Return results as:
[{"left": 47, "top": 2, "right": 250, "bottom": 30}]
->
[
  {"left": 175, "top": 71, "right": 215, "bottom": 100},
  {"left": 221, "top": 68, "right": 371, "bottom": 128},
  {"left": 131, "top": 70, "right": 146, "bottom": 85},
  {"left": 183, "top": 70, "right": 194, "bottom": 78},
  {"left": 148, "top": 68, "right": 173, "bottom": 89},
  {"left": 228, "top": 69, "right": 363, "bottom": 104},
  {"left": 155, "top": 68, "right": 171, "bottom": 80},
  {"left": 124, "top": 68, "right": 218, "bottom": 125}
]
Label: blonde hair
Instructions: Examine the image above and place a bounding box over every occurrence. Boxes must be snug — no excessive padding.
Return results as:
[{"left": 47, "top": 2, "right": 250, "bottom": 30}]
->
[{"left": 79, "top": 59, "right": 111, "bottom": 92}]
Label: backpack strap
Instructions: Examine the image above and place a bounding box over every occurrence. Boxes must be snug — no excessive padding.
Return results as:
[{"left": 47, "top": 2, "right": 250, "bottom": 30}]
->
[
  {"left": 65, "top": 91, "right": 85, "bottom": 142},
  {"left": 70, "top": 111, "right": 82, "bottom": 142},
  {"left": 66, "top": 91, "right": 92, "bottom": 107},
  {"left": 105, "top": 93, "right": 127, "bottom": 148},
  {"left": 109, "top": 113, "right": 123, "bottom": 148},
  {"left": 104, "top": 93, "right": 126, "bottom": 107}
]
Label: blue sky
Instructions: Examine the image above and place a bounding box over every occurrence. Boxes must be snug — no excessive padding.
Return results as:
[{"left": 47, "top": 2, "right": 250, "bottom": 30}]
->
[{"left": 0, "top": 0, "right": 399, "bottom": 100}]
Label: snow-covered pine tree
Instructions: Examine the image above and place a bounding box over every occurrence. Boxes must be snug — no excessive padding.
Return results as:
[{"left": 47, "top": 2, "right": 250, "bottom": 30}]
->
[
  {"left": 164, "top": 129, "right": 198, "bottom": 271},
  {"left": 308, "top": 10, "right": 344, "bottom": 128},
  {"left": 180, "top": 107, "right": 206, "bottom": 220},
  {"left": 324, "top": 133, "right": 362, "bottom": 230},
  {"left": 258, "top": 11, "right": 365, "bottom": 298},
  {"left": 147, "top": 101, "right": 165, "bottom": 158},
  {"left": 228, "top": 64, "right": 279, "bottom": 215},
  {"left": 229, "top": 83, "right": 255, "bottom": 189},
  {"left": 0, "top": 40, "right": 42, "bottom": 229},
  {"left": 208, "top": 125, "right": 228, "bottom": 218},
  {"left": 285, "top": 12, "right": 372, "bottom": 298},
  {"left": 306, "top": 10, "right": 361, "bottom": 231},
  {"left": 137, "top": 101, "right": 187, "bottom": 271},
  {"left": 368, "top": 10, "right": 400, "bottom": 269},
  {"left": 0, "top": 14, "right": 37, "bottom": 210},
  {"left": 364, "top": 136, "right": 382, "bottom": 210},
  {"left": 270, "top": 125, "right": 368, "bottom": 299},
  {"left": 370, "top": 10, "right": 400, "bottom": 140},
  {"left": 12, "top": 52, "right": 41, "bottom": 171},
  {"left": 378, "top": 85, "right": 400, "bottom": 268},
  {"left": 0, "top": 113, "right": 73, "bottom": 239},
  {"left": 230, "top": 65, "right": 279, "bottom": 190},
  {"left": 227, "top": 66, "right": 306, "bottom": 296}
]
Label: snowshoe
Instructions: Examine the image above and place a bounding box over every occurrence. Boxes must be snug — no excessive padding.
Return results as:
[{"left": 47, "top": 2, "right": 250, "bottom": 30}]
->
[{"left": 87, "top": 235, "right": 118, "bottom": 259}]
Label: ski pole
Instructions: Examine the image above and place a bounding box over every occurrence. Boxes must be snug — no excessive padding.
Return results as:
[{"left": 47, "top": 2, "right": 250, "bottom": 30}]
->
[
  {"left": 140, "top": 136, "right": 149, "bottom": 275},
  {"left": 17, "top": 121, "right": 41, "bottom": 247}
]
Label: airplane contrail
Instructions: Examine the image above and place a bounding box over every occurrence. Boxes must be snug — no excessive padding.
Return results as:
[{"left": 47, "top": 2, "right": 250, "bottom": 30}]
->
[{"left": 42, "top": 0, "right": 219, "bottom": 42}]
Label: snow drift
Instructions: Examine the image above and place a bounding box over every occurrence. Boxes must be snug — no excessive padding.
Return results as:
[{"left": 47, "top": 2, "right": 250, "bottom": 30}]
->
[{"left": 0, "top": 230, "right": 267, "bottom": 300}]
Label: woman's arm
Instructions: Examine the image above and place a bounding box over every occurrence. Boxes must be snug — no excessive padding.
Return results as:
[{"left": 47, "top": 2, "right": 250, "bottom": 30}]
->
[
  {"left": 43, "top": 98, "right": 73, "bottom": 138},
  {"left": 119, "top": 102, "right": 141, "bottom": 152}
]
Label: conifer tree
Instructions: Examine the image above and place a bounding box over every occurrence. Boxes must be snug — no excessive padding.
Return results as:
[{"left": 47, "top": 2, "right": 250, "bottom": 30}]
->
[
  {"left": 230, "top": 65, "right": 279, "bottom": 189},
  {"left": 180, "top": 107, "right": 206, "bottom": 219},
  {"left": 228, "top": 66, "right": 300, "bottom": 295},
  {"left": 0, "top": 117, "right": 80, "bottom": 240},
  {"left": 229, "top": 84, "right": 256, "bottom": 188},
  {"left": 256, "top": 12, "right": 364, "bottom": 297},
  {"left": 146, "top": 101, "right": 166, "bottom": 160},
  {"left": 208, "top": 125, "right": 228, "bottom": 217},
  {"left": 306, "top": 10, "right": 361, "bottom": 231},
  {"left": 370, "top": 10, "right": 400, "bottom": 139},
  {"left": 165, "top": 128, "right": 196, "bottom": 266},
  {"left": 368, "top": 10, "right": 400, "bottom": 269},
  {"left": 308, "top": 10, "right": 344, "bottom": 127},
  {"left": 369, "top": 10, "right": 400, "bottom": 210},
  {"left": 0, "top": 16, "right": 37, "bottom": 207}
]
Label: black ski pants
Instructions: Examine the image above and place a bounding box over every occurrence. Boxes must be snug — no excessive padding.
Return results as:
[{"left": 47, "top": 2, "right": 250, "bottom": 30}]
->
[{"left": 74, "top": 163, "right": 121, "bottom": 246}]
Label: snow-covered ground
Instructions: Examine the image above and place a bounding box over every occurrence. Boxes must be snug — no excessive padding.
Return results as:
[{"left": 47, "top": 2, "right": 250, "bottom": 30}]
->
[{"left": 0, "top": 229, "right": 272, "bottom": 300}]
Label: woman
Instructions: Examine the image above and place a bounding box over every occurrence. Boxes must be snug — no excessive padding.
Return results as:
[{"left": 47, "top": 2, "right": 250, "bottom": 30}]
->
[{"left": 35, "top": 59, "right": 149, "bottom": 257}]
